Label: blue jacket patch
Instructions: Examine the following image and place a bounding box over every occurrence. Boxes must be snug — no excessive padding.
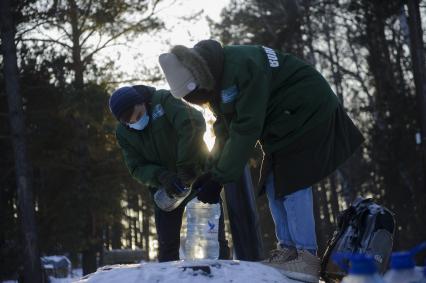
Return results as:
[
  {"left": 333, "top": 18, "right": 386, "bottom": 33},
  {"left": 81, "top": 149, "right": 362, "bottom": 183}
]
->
[
  {"left": 152, "top": 104, "right": 165, "bottom": 120},
  {"left": 221, "top": 85, "right": 238, "bottom": 103}
]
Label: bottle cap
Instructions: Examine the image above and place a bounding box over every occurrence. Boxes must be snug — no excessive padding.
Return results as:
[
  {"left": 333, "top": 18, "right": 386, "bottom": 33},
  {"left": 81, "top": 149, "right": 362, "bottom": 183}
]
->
[
  {"left": 390, "top": 242, "right": 426, "bottom": 270},
  {"left": 348, "top": 254, "right": 378, "bottom": 275},
  {"left": 390, "top": 252, "right": 415, "bottom": 270}
]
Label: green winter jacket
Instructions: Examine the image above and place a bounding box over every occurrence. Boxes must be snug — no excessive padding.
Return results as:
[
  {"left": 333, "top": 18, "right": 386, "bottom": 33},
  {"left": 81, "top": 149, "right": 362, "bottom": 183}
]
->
[
  {"left": 209, "top": 45, "right": 340, "bottom": 183},
  {"left": 116, "top": 89, "right": 208, "bottom": 192}
]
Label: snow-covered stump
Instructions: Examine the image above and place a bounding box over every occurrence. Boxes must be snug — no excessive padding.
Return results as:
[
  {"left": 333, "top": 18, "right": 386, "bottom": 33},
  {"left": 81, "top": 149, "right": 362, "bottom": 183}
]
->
[{"left": 74, "top": 259, "right": 304, "bottom": 283}]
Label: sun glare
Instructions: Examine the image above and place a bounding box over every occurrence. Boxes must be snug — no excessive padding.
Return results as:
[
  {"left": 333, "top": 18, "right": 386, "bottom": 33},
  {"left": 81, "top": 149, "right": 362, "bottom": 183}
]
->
[{"left": 202, "top": 107, "right": 216, "bottom": 151}]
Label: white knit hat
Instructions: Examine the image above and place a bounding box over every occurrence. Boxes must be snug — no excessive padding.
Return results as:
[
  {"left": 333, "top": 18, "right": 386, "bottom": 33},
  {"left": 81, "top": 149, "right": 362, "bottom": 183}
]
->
[{"left": 158, "top": 53, "right": 198, "bottom": 98}]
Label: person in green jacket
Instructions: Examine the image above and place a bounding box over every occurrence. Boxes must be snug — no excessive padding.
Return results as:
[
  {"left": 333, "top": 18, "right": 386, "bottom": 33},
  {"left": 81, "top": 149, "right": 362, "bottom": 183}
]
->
[
  {"left": 108, "top": 84, "right": 229, "bottom": 262},
  {"left": 158, "top": 40, "right": 364, "bottom": 282}
]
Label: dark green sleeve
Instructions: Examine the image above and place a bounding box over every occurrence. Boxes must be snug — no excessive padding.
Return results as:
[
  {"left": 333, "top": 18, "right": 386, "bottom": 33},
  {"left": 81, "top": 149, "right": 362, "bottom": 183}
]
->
[
  {"left": 212, "top": 61, "right": 270, "bottom": 183},
  {"left": 162, "top": 94, "right": 208, "bottom": 175},
  {"left": 116, "top": 132, "right": 165, "bottom": 187},
  {"left": 210, "top": 116, "right": 228, "bottom": 163}
]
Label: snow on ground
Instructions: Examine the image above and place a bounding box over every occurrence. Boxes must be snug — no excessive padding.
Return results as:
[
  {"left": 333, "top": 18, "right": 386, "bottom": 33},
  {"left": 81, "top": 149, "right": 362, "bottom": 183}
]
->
[{"left": 73, "top": 259, "right": 304, "bottom": 283}]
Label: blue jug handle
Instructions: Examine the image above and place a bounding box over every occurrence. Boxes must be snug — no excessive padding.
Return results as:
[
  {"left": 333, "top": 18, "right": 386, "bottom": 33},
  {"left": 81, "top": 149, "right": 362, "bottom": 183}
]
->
[
  {"left": 410, "top": 241, "right": 426, "bottom": 256},
  {"left": 331, "top": 252, "right": 351, "bottom": 272}
]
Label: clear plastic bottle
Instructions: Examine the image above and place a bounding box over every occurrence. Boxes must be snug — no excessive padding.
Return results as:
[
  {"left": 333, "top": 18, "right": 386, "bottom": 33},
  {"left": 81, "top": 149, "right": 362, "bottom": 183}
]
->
[
  {"left": 333, "top": 253, "right": 385, "bottom": 283},
  {"left": 418, "top": 264, "right": 426, "bottom": 283},
  {"left": 383, "top": 242, "right": 426, "bottom": 283},
  {"left": 153, "top": 187, "right": 191, "bottom": 212},
  {"left": 422, "top": 265, "right": 426, "bottom": 283},
  {"left": 184, "top": 198, "right": 220, "bottom": 259}
]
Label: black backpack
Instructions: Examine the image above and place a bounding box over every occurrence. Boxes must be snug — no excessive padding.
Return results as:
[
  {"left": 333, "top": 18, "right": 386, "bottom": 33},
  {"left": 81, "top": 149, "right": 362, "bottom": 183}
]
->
[{"left": 321, "top": 197, "right": 396, "bottom": 282}]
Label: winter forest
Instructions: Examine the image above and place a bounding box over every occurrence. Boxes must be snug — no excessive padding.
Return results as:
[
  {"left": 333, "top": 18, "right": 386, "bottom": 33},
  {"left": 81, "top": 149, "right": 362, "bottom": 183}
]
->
[{"left": 1, "top": 0, "right": 426, "bottom": 282}]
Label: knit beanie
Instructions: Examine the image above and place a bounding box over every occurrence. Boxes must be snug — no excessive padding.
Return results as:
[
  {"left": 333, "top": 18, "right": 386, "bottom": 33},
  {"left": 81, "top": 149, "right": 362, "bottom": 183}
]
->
[{"left": 109, "top": 86, "right": 146, "bottom": 120}]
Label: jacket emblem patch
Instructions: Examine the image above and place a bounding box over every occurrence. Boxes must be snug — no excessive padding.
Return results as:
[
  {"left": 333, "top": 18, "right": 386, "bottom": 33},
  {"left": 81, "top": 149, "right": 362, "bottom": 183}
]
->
[
  {"left": 262, "top": 46, "right": 279, "bottom": 68},
  {"left": 152, "top": 104, "right": 165, "bottom": 120},
  {"left": 221, "top": 85, "right": 238, "bottom": 103}
]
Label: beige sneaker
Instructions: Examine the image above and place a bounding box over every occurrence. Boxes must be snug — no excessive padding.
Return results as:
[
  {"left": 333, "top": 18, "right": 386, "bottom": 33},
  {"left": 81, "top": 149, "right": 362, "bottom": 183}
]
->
[
  {"left": 275, "top": 249, "right": 320, "bottom": 283},
  {"left": 262, "top": 244, "right": 297, "bottom": 265}
]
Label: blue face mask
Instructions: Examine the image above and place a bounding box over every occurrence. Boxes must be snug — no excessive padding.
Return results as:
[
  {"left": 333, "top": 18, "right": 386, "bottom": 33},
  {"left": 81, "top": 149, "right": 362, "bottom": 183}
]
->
[{"left": 128, "top": 112, "right": 149, "bottom": 130}]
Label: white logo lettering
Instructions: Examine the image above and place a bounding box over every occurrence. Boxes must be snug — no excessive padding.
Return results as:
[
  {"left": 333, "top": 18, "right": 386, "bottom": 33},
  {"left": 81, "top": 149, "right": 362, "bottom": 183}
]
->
[
  {"left": 262, "top": 46, "right": 279, "bottom": 68},
  {"left": 270, "top": 61, "right": 279, "bottom": 67}
]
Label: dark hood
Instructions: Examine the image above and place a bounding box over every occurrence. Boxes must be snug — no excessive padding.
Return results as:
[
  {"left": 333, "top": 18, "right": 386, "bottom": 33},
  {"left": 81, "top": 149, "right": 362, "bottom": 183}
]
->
[{"left": 193, "top": 39, "right": 224, "bottom": 90}]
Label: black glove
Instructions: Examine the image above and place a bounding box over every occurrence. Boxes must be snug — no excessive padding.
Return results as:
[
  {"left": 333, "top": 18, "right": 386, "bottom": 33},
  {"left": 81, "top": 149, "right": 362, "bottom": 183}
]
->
[
  {"left": 191, "top": 172, "right": 213, "bottom": 191},
  {"left": 176, "top": 166, "right": 197, "bottom": 187},
  {"left": 157, "top": 171, "right": 186, "bottom": 198},
  {"left": 192, "top": 172, "right": 222, "bottom": 204}
]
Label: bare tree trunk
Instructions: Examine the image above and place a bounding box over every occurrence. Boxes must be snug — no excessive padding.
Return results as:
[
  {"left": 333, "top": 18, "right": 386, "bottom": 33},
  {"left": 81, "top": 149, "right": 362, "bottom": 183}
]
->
[
  {"left": 302, "top": 0, "right": 316, "bottom": 65},
  {"left": 407, "top": 0, "right": 426, "bottom": 240},
  {"left": 111, "top": 219, "right": 122, "bottom": 249},
  {"left": 313, "top": 182, "right": 332, "bottom": 255},
  {"left": 142, "top": 206, "right": 150, "bottom": 260},
  {"left": 104, "top": 226, "right": 111, "bottom": 250},
  {"left": 364, "top": 0, "right": 416, "bottom": 248},
  {"left": 407, "top": 0, "right": 426, "bottom": 182},
  {"left": 323, "top": 0, "right": 343, "bottom": 103},
  {"left": 0, "top": 0, "right": 42, "bottom": 282},
  {"left": 67, "top": 0, "right": 98, "bottom": 274},
  {"left": 328, "top": 174, "right": 340, "bottom": 224},
  {"left": 69, "top": 0, "right": 84, "bottom": 89}
]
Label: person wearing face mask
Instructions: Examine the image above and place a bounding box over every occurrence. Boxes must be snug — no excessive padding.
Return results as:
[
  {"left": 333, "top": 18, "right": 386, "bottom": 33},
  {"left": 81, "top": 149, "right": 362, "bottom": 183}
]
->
[
  {"left": 108, "top": 85, "right": 230, "bottom": 262},
  {"left": 158, "top": 40, "right": 364, "bottom": 283}
]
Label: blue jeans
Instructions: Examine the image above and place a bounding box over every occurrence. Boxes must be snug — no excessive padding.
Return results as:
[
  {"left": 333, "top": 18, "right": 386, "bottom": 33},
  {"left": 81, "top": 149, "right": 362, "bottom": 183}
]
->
[{"left": 265, "top": 172, "right": 317, "bottom": 252}]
